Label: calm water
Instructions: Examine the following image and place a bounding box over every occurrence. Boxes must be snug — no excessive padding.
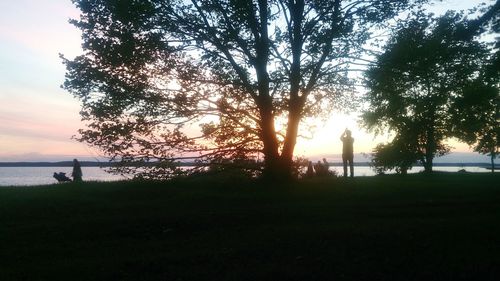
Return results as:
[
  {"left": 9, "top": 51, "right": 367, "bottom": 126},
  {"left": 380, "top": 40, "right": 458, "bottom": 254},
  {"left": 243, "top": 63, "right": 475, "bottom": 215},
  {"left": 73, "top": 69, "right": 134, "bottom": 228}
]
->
[
  {"left": 328, "top": 165, "right": 491, "bottom": 177},
  {"left": 0, "top": 167, "right": 126, "bottom": 187},
  {"left": 0, "top": 165, "right": 491, "bottom": 186}
]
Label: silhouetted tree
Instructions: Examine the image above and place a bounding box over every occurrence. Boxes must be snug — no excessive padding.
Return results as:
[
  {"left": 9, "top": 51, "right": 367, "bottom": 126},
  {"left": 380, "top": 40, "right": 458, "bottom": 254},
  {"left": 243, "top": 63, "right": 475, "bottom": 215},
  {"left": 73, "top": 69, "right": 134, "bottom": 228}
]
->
[
  {"left": 450, "top": 56, "right": 499, "bottom": 173},
  {"left": 62, "top": 0, "right": 426, "bottom": 180},
  {"left": 449, "top": 1, "right": 499, "bottom": 172},
  {"left": 362, "top": 11, "right": 492, "bottom": 173},
  {"left": 370, "top": 131, "right": 421, "bottom": 175}
]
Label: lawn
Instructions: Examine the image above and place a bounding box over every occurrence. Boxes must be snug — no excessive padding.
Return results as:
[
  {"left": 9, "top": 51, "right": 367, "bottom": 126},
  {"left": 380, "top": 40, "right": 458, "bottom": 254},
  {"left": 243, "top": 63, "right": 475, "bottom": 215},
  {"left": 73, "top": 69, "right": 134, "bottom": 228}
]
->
[{"left": 1, "top": 173, "right": 499, "bottom": 280}]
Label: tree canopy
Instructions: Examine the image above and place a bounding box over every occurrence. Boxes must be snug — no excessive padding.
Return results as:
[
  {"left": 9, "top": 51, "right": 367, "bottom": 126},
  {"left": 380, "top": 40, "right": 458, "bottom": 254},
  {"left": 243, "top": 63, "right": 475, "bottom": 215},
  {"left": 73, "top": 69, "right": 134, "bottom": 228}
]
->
[
  {"left": 63, "top": 0, "right": 426, "bottom": 179},
  {"left": 450, "top": 2, "right": 500, "bottom": 171},
  {"left": 361, "top": 11, "right": 494, "bottom": 173},
  {"left": 450, "top": 81, "right": 499, "bottom": 170}
]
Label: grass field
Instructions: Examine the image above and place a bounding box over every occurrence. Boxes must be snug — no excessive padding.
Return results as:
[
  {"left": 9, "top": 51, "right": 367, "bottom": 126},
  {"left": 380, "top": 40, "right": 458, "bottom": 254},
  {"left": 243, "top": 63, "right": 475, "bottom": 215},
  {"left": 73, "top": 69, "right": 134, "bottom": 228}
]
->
[{"left": 1, "top": 173, "right": 499, "bottom": 280}]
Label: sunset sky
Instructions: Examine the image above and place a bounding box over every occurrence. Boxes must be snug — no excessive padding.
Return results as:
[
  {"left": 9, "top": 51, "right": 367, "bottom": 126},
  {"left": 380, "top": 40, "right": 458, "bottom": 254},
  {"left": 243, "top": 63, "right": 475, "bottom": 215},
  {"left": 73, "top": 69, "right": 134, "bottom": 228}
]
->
[{"left": 0, "top": 0, "right": 492, "bottom": 162}]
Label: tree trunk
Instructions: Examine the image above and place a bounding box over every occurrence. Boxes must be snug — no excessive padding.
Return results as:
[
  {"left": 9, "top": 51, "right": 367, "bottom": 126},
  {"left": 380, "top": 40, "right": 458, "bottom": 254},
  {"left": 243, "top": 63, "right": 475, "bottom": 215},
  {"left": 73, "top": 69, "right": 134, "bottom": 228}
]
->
[
  {"left": 269, "top": 0, "right": 305, "bottom": 181},
  {"left": 424, "top": 127, "right": 435, "bottom": 173},
  {"left": 423, "top": 155, "right": 433, "bottom": 173},
  {"left": 252, "top": 0, "right": 285, "bottom": 181},
  {"left": 401, "top": 167, "right": 408, "bottom": 175},
  {"left": 279, "top": 95, "right": 303, "bottom": 179},
  {"left": 258, "top": 99, "right": 282, "bottom": 181},
  {"left": 258, "top": 99, "right": 302, "bottom": 181}
]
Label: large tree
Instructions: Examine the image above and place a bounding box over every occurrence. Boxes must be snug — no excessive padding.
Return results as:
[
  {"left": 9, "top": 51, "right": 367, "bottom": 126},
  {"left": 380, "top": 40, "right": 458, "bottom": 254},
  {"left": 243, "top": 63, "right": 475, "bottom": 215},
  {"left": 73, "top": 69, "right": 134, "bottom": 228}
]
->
[
  {"left": 62, "top": 0, "right": 424, "bottom": 180},
  {"left": 361, "top": 11, "right": 492, "bottom": 173}
]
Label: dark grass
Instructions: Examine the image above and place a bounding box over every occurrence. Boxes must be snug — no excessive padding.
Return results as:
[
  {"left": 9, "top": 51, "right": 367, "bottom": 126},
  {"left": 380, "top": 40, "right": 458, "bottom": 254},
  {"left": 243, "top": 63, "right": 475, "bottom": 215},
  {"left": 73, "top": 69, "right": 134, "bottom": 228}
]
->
[{"left": 1, "top": 173, "right": 500, "bottom": 280}]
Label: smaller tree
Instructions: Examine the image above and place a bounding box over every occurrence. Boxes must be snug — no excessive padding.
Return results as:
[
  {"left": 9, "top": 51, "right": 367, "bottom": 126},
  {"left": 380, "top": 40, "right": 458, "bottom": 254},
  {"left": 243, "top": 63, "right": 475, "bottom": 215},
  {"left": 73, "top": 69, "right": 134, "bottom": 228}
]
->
[
  {"left": 476, "top": 132, "right": 500, "bottom": 172},
  {"left": 362, "top": 11, "right": 491, "bottom": 172},
  {"left": 450, "top": 0, "right": 499, "bottom": 172},
  {"left": 451, "top": 80, "right": 499, "bottom": 172}
]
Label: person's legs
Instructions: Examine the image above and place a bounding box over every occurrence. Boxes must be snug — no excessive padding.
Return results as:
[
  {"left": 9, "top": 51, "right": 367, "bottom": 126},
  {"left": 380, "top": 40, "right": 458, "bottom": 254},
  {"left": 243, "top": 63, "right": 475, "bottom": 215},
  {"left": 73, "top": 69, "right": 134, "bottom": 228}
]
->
[
  {"left": 343, "top": 157, "right": 348, "bottom": 177},
  {"left": 349, "top": 158, "right": 354, "bottom": 177}
]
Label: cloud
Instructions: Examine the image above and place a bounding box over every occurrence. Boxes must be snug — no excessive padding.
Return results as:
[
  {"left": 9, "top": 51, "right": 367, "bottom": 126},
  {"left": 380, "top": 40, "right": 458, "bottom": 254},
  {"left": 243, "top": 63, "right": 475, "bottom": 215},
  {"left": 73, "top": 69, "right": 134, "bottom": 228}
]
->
[
  {"left": 0, "top": 134, "right": 89, "bottom": 159},
  {"left": 0, "top": 152, "right": 106, "bottom": 162},
  {"left": 0, "top": 87, "right": 84, "bottom": 157},
  {"left": 0, "top": 108, "right": 82, "bottom": 144}
]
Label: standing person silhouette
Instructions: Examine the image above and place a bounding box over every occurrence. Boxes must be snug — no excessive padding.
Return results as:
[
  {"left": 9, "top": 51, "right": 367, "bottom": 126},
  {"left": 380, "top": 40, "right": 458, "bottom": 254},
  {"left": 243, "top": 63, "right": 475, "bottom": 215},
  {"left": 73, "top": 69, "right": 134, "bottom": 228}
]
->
[
  {"left": 340, "top": 129, "right": 354, "bottom": 177},
  {"left": 72, "top": 158, "right": 83, "bottom": 182}
]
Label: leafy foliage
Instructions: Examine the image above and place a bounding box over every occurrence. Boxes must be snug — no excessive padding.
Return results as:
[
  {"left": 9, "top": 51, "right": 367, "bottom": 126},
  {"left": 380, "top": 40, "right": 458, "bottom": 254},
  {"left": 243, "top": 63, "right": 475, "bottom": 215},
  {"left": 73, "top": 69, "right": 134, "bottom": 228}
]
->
[
  {"left": 362, "top": 11, "right": 493, "bottom": 172},
  {"left": 449, "top": 58, "right": 499, "bottom": 171},
  {"left": 370, "top": 134, "right": 420, "bottom": 175}
]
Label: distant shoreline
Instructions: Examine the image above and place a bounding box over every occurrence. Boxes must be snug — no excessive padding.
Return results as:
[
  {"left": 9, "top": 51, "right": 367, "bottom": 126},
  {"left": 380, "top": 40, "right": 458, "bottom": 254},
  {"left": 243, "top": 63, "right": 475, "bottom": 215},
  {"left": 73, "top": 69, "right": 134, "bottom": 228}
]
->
[
  {"left": 0, "top": 161, "right": 493, "bottom": 168},
  {"left": 0, "top": 161, "right": 115, "bottom": 167}
]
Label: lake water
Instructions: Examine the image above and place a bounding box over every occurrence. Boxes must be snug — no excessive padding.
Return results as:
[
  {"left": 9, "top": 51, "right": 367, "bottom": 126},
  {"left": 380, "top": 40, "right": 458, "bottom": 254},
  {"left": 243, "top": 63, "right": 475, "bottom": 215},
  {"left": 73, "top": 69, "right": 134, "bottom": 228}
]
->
[
  {"left": 327, "top": 165, "right": 491, "bottom": 177},
  {"left": 0, "top": 167, "right": 127, "bottom": 187},
  {"left": 0, "top": 165, "right": 492, "bottom": 186}
]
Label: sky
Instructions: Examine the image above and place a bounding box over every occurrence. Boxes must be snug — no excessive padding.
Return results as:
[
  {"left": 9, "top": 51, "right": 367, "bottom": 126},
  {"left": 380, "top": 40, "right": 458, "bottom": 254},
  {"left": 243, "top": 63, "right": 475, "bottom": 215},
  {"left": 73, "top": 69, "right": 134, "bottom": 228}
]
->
[{"left": 0, "top": 0, "right": 493, "bottom": 162}]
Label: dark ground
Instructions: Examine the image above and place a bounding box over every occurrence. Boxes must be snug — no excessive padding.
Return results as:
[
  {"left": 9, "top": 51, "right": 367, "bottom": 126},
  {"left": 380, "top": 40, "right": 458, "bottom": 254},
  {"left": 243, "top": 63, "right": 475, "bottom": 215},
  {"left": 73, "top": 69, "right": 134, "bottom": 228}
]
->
[{"left": 1, "top": 172, "right": 499, "bottom": 280}]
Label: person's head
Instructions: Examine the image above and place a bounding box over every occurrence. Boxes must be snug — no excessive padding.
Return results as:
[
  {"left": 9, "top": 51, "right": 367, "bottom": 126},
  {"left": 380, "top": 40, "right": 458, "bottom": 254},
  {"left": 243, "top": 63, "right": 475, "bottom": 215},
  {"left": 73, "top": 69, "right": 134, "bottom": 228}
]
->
[
  {"left": 345, "top": 129, "right": 352, "bottom": 137},
  {"left": 73, "top": 159, "right": 79, "bottom": 164}
]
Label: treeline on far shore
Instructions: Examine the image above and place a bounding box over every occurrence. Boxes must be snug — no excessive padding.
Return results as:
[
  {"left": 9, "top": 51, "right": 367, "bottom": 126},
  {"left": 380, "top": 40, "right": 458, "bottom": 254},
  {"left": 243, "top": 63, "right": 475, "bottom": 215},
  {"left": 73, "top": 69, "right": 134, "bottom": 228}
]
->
[{"left": 0, "top": 161, "right": 493, "bottom": 168}]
